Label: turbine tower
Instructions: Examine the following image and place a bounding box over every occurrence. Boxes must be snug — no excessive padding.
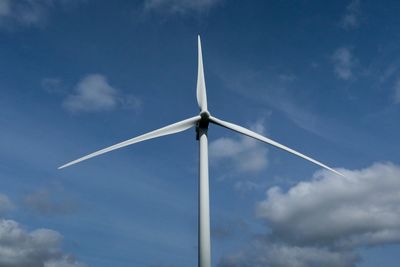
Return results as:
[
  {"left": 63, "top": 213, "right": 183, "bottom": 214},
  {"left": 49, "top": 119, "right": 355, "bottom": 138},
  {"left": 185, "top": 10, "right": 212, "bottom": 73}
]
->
[{"left": 59, "top": 36, "right": 343, "bottom": 267}]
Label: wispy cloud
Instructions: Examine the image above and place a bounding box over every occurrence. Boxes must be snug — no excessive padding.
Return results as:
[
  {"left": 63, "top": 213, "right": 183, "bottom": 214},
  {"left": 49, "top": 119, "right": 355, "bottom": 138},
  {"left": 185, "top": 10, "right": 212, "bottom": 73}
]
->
[
  {"left": 332, "top": 47, "right": 356, "bottom": 80},
  {"left": 215, "top": 66, "right": 333, "bottom": 139},
  {"left": 41, "top": 78, "right": 65, "bottom": 94},
  {"left": 0, "top": 194, "right": 14, "bottom": 214},
  {"left": 211, "top": 219, "right": 248, "bottom": 240},
  {"left": 0, "top": 0, "right": 47, "bottom": 27},
  {"left": 233, "top": 180, "right": 262, "bottom": 193},
  {"left": 394, "top": 77, "right": 400, "bottom": 104},
  {"left": 62, "top": 74, "right": 141, "bottom": 113},
  {"left": 219, "top": 162, "right": 400, "bottom": 266},
  {"left": 341, "top": 0, "right": 362, "bottom": 30},
  {"left": 209, "top": 119, "right": 269, "bottom": 175},
  {"left": 0, "top": 0, "right": 84, "bottom": 29},
  {"left": 219, "top": 241, "right": 358, "bottom": 267},
  {"left": 0, "top": 0, "right": 10, "bottom": 16},
  {"left": 143, "top": 0, "right": 223, "bottom": 14},
  {"left": 23, "top": 187, "right": 77, "bottom": 216}
]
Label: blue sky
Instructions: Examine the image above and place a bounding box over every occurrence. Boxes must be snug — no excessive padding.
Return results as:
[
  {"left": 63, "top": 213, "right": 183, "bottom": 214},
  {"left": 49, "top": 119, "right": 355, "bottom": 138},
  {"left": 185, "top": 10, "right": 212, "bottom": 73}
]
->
[{"left": 1, "top": 0, "right": 400, "bottom": 266}]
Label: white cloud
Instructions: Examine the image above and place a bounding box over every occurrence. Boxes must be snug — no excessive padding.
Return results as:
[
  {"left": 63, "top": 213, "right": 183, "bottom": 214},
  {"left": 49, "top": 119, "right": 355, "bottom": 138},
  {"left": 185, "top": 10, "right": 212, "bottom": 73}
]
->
[
  {"left": 0, "top": 194, "right": 14, "bottom": 214},
  {"left": 0, "top": 0, "right": 83, "bottom": 29},
  {"left": 332, "top": 47, "right": 356, "bottom": 80},
  {"left": 0, "top": 218, "right": 86, "bottom": 267},
  {"left": 144, "top": 0, "right": 223, "bottom": 14},
  {"left": 209, "top": 119, "right": 268, "bottom": 174},
  {"left": 394, "top": 77, "right": 400, "bottom": 104},
  {"left": 257, "top": 162, "right": 400, "bottom": 247},
  {"left": 63, "top": 74, "right": 118, "bottom": 112},
  {"left": 63, "top": 74, "right": 141, "bottom": 113},
  {"left": 341, "top": 0, "right": 361, "bottom": 30}
]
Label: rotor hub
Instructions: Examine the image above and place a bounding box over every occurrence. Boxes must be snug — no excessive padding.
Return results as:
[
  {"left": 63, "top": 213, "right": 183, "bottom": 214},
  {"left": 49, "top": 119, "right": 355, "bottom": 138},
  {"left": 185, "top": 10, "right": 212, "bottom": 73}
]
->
[
  {"left": 196, "top": 111, "right": 210, "bottom": 139},
  {"left": 200, "top": 110, "right": 210, "bottom": 120}
]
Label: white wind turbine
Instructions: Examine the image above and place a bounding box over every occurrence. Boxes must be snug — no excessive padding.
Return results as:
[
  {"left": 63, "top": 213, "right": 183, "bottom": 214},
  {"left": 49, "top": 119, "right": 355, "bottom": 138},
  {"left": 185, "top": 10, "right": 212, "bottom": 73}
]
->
[{"left": 59, "top": 36, "right": 343, "bottom": 267}]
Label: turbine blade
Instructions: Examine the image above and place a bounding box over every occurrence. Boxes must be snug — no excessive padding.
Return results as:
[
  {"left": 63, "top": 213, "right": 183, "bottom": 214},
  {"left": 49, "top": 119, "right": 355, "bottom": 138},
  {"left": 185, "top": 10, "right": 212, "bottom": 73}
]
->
[
  {"left": 196, "top": 35, "right": 208, "bottom": 112},
  {"left": 209, "top": 116, "right": 344, "bottom": 177},
  {"left": 59, "top": 116, "right": 201, "bottom": 169}
]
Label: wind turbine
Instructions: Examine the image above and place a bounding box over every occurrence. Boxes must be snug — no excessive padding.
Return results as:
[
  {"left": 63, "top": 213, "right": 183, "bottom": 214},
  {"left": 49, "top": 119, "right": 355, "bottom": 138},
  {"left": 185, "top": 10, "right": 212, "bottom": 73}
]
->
[{"left": 59, "top": 36, "right": 343, "bottom": 267}]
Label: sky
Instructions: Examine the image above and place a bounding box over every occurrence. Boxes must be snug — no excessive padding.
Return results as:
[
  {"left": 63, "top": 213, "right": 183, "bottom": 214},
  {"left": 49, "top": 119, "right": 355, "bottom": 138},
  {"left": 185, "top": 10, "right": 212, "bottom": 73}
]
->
[{"left": 1, "top": 0, "right": 400, "bottom": 266}]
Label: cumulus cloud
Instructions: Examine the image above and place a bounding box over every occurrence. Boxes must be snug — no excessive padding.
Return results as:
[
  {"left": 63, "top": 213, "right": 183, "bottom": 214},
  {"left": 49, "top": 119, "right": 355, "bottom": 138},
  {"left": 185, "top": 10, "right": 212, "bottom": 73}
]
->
[
  {"left": 0, "top": 0, "right": 83, "bottom": 29},
  {"left": 144, "top": 0, "right": 223, "bottom": 14},
  {"left": 341, "top": 0, "right": 361, "bottom": 30},
  {"left": 0, "top": 194, "right": 14, "bottom": 214},
  {"left": 332, "top": 47, "right": 356, "bottom": 80},
  {"left": 257, "top": 162, "right": 400, "bottom": 247},
  {"left": 0, "top": 219, "right": 86, "bottom": 267},
  {"left": 219, "top": 162, "right": 400, "bottom": 266},
  {"left": 63, "top": 74, "right": 141, "bottom": 113},
  {"left": 209, "top": 119, "right": 268, "bottom": 174}
]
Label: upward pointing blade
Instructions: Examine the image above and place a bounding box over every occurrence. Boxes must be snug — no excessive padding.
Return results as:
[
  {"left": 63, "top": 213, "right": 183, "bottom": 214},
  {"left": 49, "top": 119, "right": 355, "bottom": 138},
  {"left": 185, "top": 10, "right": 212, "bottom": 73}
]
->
[
  {"left": 196, "top": 35, "right": 208, "bottom": 112},
  {"left": 209, "top": 116, "right": 344, "bottom": 177},
  {"left": 59, "top": 116, "right": 201, "bottom": 169}
]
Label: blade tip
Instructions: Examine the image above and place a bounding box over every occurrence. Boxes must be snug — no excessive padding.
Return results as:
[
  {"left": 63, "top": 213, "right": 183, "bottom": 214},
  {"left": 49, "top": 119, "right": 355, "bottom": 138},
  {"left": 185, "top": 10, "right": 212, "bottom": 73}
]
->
[
  {"left": 337, "top": 171, "right": 346, "bottom": 177},
  {"left": 329, "top": 168, "right": 345, "bottom": 178},
  {"left": 58, "top": 162, "right": 72, "bottom": 170}
]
